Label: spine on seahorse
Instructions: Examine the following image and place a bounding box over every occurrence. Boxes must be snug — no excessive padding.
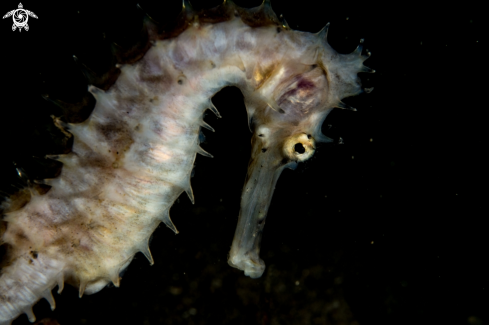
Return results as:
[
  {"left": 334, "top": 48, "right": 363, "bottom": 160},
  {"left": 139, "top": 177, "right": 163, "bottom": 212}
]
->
[{"left": 0, "top": 0, "right": 373, "bottom": 324}]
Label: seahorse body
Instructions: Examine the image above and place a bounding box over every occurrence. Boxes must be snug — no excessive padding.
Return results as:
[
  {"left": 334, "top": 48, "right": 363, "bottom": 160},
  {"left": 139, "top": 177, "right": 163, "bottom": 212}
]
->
[{"left": 0, "top": 1, "right": 372, "bottom": 323}]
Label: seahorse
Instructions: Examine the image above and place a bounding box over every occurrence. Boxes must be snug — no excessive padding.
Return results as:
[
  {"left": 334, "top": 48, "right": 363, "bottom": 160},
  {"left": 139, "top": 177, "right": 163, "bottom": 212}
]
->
[{"left": 0, "top": 0, "right": 373, "bottom": 323}]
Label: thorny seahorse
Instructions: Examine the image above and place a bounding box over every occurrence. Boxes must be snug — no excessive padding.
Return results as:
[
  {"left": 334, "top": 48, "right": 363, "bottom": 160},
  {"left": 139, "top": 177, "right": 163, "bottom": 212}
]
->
[{"left": 0, "top": 0, "right": 373, "bottom": 323}]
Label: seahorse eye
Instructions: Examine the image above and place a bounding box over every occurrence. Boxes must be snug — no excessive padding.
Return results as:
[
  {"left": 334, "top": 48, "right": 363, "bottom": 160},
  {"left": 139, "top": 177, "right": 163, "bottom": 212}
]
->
[
  {"left": 283, "top": 133, "right": 316, "bottom": 162},
  {"left": 294, "top": 143, "right": 305, "bottom": 154}
]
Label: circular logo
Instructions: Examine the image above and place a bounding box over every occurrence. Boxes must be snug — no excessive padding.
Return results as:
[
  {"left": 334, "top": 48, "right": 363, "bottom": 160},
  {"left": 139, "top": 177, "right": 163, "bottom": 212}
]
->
[{"left": 13, "top": 9, "right": 28, "bottom": 28}]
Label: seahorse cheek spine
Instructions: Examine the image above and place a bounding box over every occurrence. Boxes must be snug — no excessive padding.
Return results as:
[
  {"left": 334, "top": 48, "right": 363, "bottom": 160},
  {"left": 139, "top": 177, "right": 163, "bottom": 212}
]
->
[{"left": 0, "top": 2, "right": 372, "bottom": 324}]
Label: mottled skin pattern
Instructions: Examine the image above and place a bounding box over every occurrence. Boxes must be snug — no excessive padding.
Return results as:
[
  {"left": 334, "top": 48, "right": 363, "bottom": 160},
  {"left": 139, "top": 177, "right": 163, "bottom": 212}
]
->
[{"left": 0, "top": 1, "right": 372, "bottom": 324}]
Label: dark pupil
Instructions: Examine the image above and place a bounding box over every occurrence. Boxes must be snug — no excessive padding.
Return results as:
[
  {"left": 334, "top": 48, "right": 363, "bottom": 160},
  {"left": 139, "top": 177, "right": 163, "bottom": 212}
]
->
[{"left": 294, "top": 143, "right": 305, "bottom": 154}]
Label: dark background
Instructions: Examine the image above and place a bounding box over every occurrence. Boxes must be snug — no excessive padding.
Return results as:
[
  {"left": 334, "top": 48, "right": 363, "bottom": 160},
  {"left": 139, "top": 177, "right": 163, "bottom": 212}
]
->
[{"left": 0, "top": 0, "right": 486, "bottom": 324}]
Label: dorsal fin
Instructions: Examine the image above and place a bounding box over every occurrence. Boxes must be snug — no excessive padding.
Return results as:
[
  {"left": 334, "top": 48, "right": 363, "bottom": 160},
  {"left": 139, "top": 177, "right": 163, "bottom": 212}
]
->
[
  {"left": 198, "top": 0, "right": 237, "bottom": 24},
  {"left": 72, "top": 55, "right": 120, "bottom": 91},
  {"left": 137, "top": 4, "right": 161, "bottom": 43},
  {"left": 238, "top": 0, "right": 281, "bottom": 28},
  {"left": 42, "top": 93, "right": 95, "bottom": 123}
]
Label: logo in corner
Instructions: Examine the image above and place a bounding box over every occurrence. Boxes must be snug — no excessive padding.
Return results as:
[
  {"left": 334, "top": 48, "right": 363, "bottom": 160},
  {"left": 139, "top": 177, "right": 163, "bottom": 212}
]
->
[{"left": 3, "top": 3, "right": 37, "bottom": 32}]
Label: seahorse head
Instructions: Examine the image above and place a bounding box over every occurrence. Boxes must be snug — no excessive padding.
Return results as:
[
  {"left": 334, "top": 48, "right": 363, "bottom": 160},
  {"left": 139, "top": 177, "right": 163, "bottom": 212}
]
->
[{"left": 228, "top": 27, "right": 372, "bottom": 278}]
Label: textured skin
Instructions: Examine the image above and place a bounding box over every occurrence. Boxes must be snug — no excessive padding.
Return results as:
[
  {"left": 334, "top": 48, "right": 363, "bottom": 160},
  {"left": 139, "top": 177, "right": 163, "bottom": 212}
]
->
[{"left": 0, "top": 1, "right": 372, "bottom": 324}]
